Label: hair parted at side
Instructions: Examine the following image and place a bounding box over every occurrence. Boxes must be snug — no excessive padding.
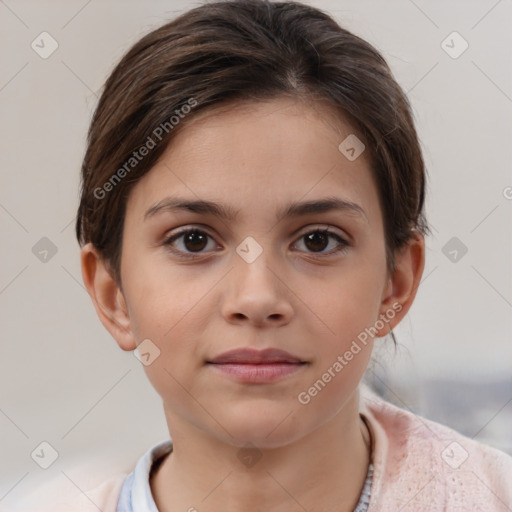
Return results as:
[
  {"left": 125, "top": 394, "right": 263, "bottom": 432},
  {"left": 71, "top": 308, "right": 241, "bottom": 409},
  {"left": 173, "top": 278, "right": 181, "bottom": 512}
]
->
[{"left": 76, "top": 0, "right": 429, "bottom": 287}]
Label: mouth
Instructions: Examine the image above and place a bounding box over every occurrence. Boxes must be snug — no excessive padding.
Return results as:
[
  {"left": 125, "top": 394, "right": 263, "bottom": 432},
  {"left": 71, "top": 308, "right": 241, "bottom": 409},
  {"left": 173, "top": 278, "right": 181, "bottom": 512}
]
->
[
  {"left": 207, "top": 347, "right": 305, "bottom": 364},
  {"left": 206, "top": 348, "right": 308, "bottom": 383}
]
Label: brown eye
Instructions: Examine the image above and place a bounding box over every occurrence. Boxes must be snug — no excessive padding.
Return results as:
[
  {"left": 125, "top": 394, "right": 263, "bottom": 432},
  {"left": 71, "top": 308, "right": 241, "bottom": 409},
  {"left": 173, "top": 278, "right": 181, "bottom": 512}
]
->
[
  {"left": 293, "top": 228, "right": 349, "bottom": 255},
  {"left": 183, "top": 230, "right": 208, "bottom": 252},
  {"left": 304, "top": 231, "right": 329, "bottom": 252},
  {"left": 164, "top": 228, "right": 218, "bottom": 256}
]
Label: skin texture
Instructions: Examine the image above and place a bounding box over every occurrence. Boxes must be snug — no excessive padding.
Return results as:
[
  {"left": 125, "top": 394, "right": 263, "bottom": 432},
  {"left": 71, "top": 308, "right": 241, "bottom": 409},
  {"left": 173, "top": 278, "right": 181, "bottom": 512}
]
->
[{"left": 81, "top": 97, "right": 425, "bottom": 512}]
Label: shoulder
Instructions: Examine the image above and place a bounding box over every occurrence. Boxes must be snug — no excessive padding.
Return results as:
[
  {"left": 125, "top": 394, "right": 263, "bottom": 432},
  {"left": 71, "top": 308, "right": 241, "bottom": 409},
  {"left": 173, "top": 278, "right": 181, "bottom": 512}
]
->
[
  {"left": 24, "top": 441, "right": 173, "bottom": 511},
  {"left": 33, "top": 473, "right": 127, "bottom": 512},
  {"left": 360, "top": 385, "right": 512, "bottom": 510}
]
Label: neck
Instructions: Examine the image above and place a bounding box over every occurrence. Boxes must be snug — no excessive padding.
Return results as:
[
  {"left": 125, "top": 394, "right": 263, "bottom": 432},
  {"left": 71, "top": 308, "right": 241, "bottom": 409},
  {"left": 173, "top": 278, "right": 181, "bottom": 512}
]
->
[{"left": 151, "top": 391, "right": 371, "bottom": 512}]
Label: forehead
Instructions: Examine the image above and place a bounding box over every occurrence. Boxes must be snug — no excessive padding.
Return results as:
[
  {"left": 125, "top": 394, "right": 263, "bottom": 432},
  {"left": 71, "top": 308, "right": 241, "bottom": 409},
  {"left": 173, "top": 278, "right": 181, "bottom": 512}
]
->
[
  {"left": 170, "top": 96, "right": 361, "bottom": 164},
  {"left": 124, "top": 97, "right": 381, "bottom": 227}
]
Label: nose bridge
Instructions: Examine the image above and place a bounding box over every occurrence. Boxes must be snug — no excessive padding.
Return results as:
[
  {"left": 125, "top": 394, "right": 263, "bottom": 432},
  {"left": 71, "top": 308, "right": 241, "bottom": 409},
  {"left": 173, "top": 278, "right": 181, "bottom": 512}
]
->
[
  {"left": 234, "top": 238, "right": 280, "bottom": 297},
  {"left": 222, "top": 236, "right": 293, "bottom": 325}
]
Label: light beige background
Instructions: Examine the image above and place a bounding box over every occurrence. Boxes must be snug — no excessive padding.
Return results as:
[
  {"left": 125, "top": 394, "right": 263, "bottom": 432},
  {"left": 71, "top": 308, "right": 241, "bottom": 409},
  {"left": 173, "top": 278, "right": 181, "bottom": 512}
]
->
[{"left": 1, "top": 0, "right": 511, "bottom": 509}]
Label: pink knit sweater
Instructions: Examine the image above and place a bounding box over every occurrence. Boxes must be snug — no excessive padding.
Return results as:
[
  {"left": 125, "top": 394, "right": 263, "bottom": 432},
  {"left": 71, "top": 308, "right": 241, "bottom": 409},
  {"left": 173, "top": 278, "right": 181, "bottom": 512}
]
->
[{"left": 39, "top": 387, "right": 512, "bottom": 511}]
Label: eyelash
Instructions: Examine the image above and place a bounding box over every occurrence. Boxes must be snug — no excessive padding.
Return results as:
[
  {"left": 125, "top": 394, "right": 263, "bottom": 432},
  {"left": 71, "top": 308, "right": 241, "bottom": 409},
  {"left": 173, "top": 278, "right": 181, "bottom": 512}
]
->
[{"left": 162, "top": 226, "right": 350, "bottom": 260}]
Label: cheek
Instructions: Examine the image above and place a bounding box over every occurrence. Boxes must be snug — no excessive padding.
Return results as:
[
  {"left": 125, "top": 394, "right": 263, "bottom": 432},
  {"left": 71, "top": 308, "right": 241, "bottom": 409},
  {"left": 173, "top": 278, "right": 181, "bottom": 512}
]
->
[
  {"left": 135, "top": 309, "right": 206, "bottom": 414},
  {"left": 124, "top": 255, "right": 217, "bottom": 338},
  {"left": 295, "top": 343, "right": 372, "bottom": 433},
  {"left": 314, "top": 262, "right": 385, "bottom": 346}
]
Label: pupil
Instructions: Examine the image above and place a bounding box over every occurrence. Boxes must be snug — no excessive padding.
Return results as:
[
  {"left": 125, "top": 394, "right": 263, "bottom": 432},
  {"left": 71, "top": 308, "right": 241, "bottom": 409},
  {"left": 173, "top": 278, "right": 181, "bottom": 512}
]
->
[
  {"left": 305, "top": 232, "right": 328, "bottom": 252},
  {"left": 185, "top": 231, "right": 207, "bottom": 251}
]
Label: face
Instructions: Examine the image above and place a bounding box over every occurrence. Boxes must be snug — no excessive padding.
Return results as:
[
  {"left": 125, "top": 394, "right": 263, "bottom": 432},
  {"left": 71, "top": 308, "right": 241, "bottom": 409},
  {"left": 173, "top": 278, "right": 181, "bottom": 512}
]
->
[{"left": 108, "top": 98, "right": 398, "bottom": 448}]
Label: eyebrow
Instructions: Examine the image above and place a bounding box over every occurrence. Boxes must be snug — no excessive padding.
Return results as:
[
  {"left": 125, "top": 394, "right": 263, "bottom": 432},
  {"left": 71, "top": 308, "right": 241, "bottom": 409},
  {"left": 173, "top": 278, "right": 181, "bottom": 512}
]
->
[{"left": 143, "top": 195, "right": 367, "bottom": 223}]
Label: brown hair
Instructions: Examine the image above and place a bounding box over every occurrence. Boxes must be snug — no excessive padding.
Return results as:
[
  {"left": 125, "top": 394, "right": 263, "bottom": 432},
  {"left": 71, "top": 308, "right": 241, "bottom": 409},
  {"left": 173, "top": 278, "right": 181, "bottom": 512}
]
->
[{"left": 76, "top": 0, "right": 429, "bottom": 287}]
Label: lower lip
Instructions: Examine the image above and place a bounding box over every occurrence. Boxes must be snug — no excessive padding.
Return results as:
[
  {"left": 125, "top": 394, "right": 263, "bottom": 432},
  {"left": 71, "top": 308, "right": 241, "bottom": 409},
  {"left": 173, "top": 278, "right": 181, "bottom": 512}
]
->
[{"left": 207, "top": 362, "right": 306, "bottom": 383}]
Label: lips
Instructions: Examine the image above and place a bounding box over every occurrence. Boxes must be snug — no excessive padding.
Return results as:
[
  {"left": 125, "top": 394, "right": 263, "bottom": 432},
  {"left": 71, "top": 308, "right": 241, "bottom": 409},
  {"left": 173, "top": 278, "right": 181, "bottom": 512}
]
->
[
  {"left": 207, "top": 347, "right": 304, "bottom": 365},
  {"left": 206, "top": 348, "right": 307, "bottom": 383}
]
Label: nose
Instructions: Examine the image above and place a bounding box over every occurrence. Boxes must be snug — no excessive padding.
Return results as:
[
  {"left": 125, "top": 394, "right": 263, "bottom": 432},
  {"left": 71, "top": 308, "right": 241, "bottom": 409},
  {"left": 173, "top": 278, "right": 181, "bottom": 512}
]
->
[{"left": 221, "top": 250, "right": 294, "bottom": 328}]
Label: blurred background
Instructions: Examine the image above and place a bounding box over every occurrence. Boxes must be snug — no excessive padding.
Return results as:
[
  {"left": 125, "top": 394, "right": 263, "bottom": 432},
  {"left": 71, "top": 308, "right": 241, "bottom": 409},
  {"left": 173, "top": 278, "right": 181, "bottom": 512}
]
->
[{"left": 1, "top": 0, "right": 511, "bottom": 509}]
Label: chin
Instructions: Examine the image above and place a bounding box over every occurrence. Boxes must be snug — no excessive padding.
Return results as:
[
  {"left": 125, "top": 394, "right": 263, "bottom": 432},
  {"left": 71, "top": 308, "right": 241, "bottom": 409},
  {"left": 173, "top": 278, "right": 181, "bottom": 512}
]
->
[{"left": 217, "top": 403, "right": 308, "bottom": 449}]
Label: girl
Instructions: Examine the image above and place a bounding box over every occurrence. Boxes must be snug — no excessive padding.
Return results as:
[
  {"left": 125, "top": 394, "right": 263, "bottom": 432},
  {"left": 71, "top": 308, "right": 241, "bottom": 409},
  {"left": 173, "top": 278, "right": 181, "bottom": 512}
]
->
[{"left": 49, "top": 0, "right": 512, "bottom": 510}]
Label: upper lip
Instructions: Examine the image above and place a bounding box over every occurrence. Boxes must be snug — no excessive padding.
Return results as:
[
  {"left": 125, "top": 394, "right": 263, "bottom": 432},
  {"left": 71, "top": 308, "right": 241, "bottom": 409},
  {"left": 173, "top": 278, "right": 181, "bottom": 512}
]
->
[{"left": 207, "top": 348, "right": 304, "bottom": 364}]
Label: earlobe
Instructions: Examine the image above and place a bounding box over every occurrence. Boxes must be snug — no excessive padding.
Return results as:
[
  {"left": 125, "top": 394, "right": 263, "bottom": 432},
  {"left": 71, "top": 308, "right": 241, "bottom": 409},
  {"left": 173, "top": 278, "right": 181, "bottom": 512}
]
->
[
  {"left": 80, "top": 243, "right": 137, "bottom": 351},
  {"left": 375, "top": 232, "right": 425, "bottom": 337}
]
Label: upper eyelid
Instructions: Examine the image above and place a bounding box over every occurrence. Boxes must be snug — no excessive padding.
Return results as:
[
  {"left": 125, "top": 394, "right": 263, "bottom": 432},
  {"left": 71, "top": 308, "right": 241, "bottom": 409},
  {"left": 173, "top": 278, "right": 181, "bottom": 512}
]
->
[
  {"left": 167, "top": 223, "right": 347, "bottom": 236},
  {"left": 165, "top": 224, "right": 349, "bottom": 246},
  {"left": 291, "top": 228, "right": 349, "bottom": 248}
]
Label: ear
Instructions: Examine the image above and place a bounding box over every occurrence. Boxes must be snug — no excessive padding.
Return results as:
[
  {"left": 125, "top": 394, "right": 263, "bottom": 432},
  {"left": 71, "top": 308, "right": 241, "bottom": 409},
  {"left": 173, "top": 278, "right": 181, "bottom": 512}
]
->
[
  {"left": 374, "top": 232, "right": 425, "bottom": 337},
  {"left": 80, "top": 242, "right": 137, "bottom": 351}
]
